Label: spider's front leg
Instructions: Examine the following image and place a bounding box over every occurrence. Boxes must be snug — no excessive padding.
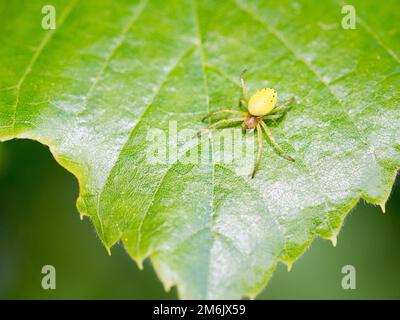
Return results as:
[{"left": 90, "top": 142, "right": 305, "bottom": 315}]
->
[
  {"left": 251, "top": 124, "right": 264, "bottom": 178},
  {"left": 240, "top": 69, "right": 249, "bottom": 100},
  {"left": 238, "top": 69, "right": 249, "bottom": 109},
  {"left": 239, "top": 98, "right": 248, "bottom": 109},
  {"left": 202, "top": 109, "right": 245, "bottom": 122},
  {"left": 206, "top": 117, "right": 245, "bottom": 130}
]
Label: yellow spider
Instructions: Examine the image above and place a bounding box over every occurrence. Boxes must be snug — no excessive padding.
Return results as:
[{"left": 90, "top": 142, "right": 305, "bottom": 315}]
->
[{"left": 202, "top": 70, "right": 295, "bottom": 178}]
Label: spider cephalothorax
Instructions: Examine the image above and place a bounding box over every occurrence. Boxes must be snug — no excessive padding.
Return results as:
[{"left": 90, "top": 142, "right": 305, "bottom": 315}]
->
[
  {"left": 202, "top": 70, "right": 295, "bottom": 178},
  {"left": 243, "top": 113, "right": 261, "bottom": 129}
]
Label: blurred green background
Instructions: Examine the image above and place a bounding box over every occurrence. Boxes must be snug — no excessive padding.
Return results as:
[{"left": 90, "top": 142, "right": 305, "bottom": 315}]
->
[{"left": 0, "top": 139, "right": 399, "bottom": 299}]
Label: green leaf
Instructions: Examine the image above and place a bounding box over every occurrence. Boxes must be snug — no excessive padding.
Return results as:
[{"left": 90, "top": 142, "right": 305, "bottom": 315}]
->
[{"left": 1, "top": 0, "right": 399, "bottom": 299}]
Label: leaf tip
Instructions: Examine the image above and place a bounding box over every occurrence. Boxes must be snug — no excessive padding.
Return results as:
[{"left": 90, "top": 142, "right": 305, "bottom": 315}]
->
[
  {"left": 136, "top": 259, "right": 144, "bottom": 270},
  {"left": 246, "top": 293, "right": 257, "bottom": 300},
  {"left": 164, "top": 282, "right": 173, "bottom": 293},
  {"left": 105, "top": 245, "right": 112, "bottom": 256},
  {"left": 379, "top": 202, "right": 386, "bottom": 214},
  {"left": 286, "top": 261, "right": 293, "bottom": 272},
  {"left": 329, "top": 234, "right": 337, "bottom": 247}
]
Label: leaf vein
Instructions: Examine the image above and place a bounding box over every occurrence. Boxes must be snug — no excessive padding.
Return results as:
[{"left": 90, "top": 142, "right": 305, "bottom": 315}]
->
[
  {"left": 96, "top": 44, "right": 197, "bottom": 245},
  {"left": 81, "top": 0, "right": 149, "bottom": 109},
  {"left": 336, "top": 0, "right": 400, "bottom": 64},
  {"left": 11, "top": 0, "right": 79, "bottom": 133}
]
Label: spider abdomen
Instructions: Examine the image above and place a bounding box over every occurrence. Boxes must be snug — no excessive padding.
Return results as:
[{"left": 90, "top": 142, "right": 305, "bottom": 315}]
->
[{"left": 248, "top": 88, "right": 278, "bottom": 116}]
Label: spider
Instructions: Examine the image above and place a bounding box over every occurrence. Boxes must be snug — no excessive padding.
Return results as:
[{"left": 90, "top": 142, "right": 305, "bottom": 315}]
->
[{"left": 202, "top": 69, "right": 295, "bottom": 178}]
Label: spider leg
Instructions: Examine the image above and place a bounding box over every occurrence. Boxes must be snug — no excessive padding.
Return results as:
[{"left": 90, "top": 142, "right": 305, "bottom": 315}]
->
[
  {"left": 260, "top": 120, "right": 295, "bottom": 162},
  {"left": 269, "top": 104, "right": 285, "bottom": 114},
  {"left": 251, "top": 124, "right": 263, "bottom": 178},
  {"left": 207, "top": 117, "right": 244, "bottom": 130},
  {"left": 240, "top": 69, "right": 249, "bottom": 101},
  {"left": 270, "top": 97, "right": 295, "bottom": 114},
  {"left": 239, "top": 98, "right": 248, "bottom": 109},
  {"left": 202, "top": 109, "right": 246, "bottom": 121},
  {"left": 262, "top": 113, "right": 284, "bottom": 121},
  {"left": 241, "top": 122, "right": 247, "bottom": 134}
]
